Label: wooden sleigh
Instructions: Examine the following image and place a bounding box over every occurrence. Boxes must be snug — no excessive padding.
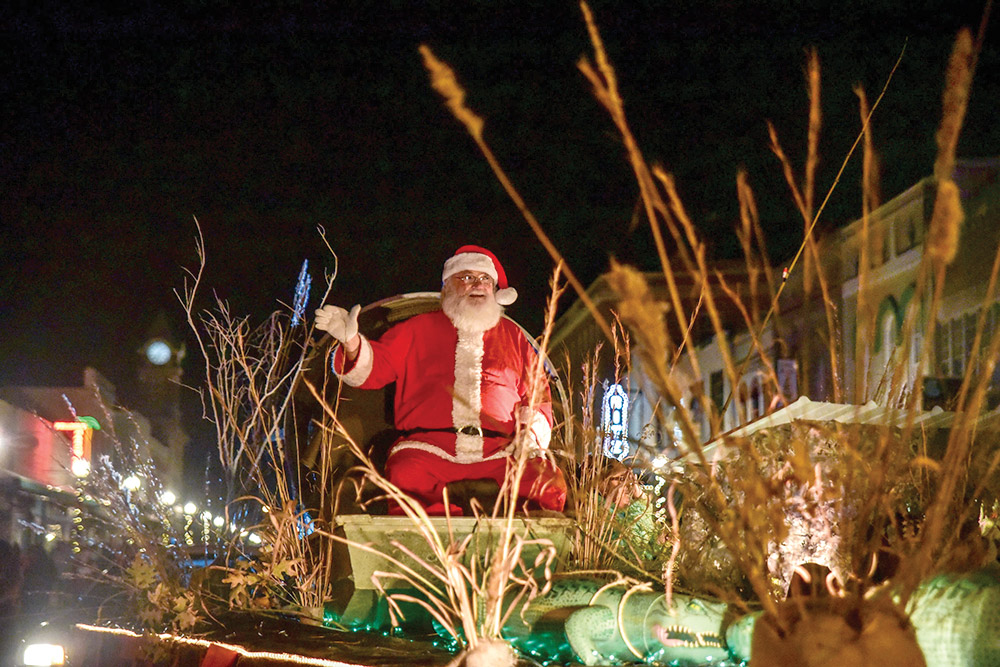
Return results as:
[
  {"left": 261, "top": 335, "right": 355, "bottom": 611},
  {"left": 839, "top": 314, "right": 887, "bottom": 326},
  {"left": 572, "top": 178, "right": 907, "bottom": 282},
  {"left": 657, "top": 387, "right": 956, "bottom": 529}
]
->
[{"left": 287, "top": 292, "right": 575, "bottom": 596}]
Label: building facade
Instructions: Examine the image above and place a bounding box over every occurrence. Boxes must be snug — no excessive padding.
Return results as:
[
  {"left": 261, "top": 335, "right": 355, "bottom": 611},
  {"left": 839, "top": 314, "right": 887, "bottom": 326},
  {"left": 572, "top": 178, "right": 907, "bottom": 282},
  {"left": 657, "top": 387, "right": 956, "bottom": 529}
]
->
[
  {"left": 0, "top": 367, "right": 183, "bottom": 544},
  {"left": 550, "top": 159, "right": 1000, "bottom": 462}
]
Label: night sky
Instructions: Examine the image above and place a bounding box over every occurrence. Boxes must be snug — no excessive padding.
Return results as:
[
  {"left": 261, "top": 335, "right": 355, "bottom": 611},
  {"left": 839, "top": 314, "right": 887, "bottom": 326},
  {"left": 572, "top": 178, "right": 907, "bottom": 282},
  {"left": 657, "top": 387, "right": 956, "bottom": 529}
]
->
[{"left": 2, "top": 1, "right": 998, "bottom": 464}]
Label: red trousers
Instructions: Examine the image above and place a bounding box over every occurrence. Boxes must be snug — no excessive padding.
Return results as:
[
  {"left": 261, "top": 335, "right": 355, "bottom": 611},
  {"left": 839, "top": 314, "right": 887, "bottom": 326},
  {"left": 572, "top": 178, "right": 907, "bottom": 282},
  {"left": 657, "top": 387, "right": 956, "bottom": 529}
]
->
[{"left": 384, "top": 448, "right": 567, "bottom": 514}]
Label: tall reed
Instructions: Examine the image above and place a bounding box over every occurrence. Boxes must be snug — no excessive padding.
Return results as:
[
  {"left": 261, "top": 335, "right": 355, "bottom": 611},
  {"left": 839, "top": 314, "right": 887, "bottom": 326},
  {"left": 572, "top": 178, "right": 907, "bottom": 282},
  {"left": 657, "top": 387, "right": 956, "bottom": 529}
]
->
[{"left": 422, "top": 3, "right": 1000, "bottom": 652}]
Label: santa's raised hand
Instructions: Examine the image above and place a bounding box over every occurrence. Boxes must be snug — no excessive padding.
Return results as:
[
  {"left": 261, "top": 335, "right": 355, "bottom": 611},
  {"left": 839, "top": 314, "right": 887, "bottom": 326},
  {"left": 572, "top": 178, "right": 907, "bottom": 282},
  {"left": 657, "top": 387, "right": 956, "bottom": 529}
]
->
[{"left": 315, "top": 304, "right": 361, "bottom": 357}]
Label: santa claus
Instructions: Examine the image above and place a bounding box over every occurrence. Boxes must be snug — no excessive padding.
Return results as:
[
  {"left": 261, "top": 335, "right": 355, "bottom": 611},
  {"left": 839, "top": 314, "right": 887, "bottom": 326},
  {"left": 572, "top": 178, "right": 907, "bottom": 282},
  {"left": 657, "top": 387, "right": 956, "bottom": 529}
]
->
[{"left": 315, "top": 245, "right": 567, "bottom": 514}]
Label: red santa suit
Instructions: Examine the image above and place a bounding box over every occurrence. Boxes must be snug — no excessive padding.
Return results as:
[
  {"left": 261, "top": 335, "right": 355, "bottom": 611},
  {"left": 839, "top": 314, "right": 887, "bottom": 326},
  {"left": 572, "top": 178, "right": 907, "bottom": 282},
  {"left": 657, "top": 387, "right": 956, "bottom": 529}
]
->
[{"left": 333, "top": 309, "right": 566, "bottom": 513}]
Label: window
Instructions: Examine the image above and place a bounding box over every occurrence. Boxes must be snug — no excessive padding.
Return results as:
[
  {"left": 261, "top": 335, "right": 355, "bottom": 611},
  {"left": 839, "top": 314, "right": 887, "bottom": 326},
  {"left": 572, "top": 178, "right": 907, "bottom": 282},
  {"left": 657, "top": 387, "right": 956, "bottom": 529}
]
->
[
  {"left": 881, "top": 226, "right": 892, "bottom": 263},
  {"left": 894, "top": 213, "right": 923, "bottom": 253},
  {"left": 777, "top": 359, "right": 799, "bottom": 404},
  {"left": 710, "top": 370, "right": 724, "bottom": 413},
  {"left": 963, "top": 313, "right": 977, "bottom": 374},
  {"left": 847, "top": 251, "right": 859, "bottom": 279},
  {"left": 689, "top": 396, "right": 704, "bottom": 440},
  {"left": 948, "top": 318, "right": 959, "bottom": 377},
  {"left": 749, "top": 376, "right": 764, "bottom": 421},
  {"left": 937, "top": 307, "right": 1000, "bottom": 379},
  {"left": 935, "top": 322, "right": 947, "bottom": 376},
  {"left": 868, "top": 227, "right": 889, "bottom": 267},
  {"left": 875, "top": 311, "right": 896, "bottom": 381},
  {"left": 738, "top": 383, "right": 750, "bottom": 423},
  {"left": 985, "top": 304, "right": 999, "bottom": 353}
]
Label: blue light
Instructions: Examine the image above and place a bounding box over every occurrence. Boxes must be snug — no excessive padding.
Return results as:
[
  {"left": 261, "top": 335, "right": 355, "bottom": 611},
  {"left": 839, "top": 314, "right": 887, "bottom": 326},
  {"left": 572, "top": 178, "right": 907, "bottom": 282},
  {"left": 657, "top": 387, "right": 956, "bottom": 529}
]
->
[
  {"left": 291, "top": 259, "right": 311, "bottom": 327},
  {"left": 602, "top": 382, "right": 629, "bottom": 460},
  {"left": 298, "top": 509, "right": 316, "bottom": 539}
]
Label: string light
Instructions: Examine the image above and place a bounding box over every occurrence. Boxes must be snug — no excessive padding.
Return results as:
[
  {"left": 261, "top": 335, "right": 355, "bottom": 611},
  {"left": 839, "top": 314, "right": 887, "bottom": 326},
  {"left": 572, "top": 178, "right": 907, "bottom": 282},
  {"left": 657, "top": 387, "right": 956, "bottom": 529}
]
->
[
  {"left": 291, "top": 259, "right": 311, "bottom": 327},
  {"left": 74, "top": 625, "right": 360, "bottom": 666}
]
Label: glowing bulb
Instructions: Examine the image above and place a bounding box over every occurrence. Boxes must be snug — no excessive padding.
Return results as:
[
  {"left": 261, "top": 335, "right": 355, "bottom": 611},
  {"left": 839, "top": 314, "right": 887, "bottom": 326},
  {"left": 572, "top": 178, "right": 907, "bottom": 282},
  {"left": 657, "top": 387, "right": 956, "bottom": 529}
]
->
[
  {"left": 22, "top": 643, "right": 65, "bottom": 666},
  {"left": 247, "top": 533, "right": 262, "bottom": 545},
  {"left": 145, "top": 340, "right": 172, "bottom": 365},
  {"left": 200, "top": 511, "right": 212, "bottom": 521},
  {"left": 183, "top": 502, "right": 197, "bottom": 515},
  {"left": 159, "top": 490, "right": 176, "bottom": 505},
  {"left": 122, "top": 475, "right": 141, "bottom": 491},
  {"left": 71, "top": 458, "right": 91, "bottom": 478},
  {"left": 212, "top": 516, "right": 225, "bottom": 528}
]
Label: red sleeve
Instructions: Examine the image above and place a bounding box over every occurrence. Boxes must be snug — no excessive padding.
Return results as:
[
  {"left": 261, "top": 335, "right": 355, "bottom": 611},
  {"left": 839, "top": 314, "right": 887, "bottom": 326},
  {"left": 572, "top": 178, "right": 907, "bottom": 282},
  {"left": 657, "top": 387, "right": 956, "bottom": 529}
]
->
[
  {"left": 332, "top": 320, "right": 415, "bottom": 389},
  {"left": 515, "top": 326, "right": 554, "bottom": 450}
]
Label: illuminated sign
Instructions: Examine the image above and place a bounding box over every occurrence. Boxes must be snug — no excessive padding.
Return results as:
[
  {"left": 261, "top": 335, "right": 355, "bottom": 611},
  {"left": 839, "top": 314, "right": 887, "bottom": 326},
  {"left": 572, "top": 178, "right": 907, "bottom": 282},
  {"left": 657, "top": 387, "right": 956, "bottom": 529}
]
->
[
  {"left": 601, "top": 383, "right": 629, "bottom": 460},
  {"left": 53, "top": 418, "right": 97, "bottom": 477}
]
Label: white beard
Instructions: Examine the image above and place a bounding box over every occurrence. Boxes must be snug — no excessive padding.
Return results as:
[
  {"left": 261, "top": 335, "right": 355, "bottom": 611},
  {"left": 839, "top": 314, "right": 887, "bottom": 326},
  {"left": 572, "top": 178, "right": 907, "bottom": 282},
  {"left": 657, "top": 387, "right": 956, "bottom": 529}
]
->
[{"left": 441, "top": 289, "right": 504, "bottom": 332}]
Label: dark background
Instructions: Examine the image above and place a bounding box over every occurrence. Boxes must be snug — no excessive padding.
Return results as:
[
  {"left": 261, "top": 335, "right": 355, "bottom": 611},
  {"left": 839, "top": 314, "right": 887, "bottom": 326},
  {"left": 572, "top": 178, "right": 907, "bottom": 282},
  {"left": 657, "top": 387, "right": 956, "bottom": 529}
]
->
[{"left": 2, "top": 0, "right": 998, "bottom": 478}]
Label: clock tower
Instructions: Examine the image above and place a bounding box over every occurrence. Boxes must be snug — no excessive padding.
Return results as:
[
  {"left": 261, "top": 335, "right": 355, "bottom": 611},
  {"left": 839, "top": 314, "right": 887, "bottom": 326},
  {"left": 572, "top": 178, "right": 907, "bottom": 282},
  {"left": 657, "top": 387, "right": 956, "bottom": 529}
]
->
[{"left": 136, "top": 312, "right": 189, "bottom": 490}]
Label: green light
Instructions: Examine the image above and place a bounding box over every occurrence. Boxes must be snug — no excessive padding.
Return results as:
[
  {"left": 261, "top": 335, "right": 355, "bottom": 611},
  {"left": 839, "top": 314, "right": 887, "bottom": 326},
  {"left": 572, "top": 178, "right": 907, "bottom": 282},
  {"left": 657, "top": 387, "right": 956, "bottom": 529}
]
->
[{"left": 77, "top": 415, "right": 101, "bottom": 430}]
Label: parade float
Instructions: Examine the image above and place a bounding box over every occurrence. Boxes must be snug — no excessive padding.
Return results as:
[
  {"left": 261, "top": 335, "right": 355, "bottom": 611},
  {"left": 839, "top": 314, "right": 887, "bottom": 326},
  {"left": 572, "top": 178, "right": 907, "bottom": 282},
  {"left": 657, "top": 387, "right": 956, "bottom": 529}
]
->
[
  {"left": 39, "top": 7, "right": 1000, "bottom": 667},
  {"left": 52, "top": 281, "right": 1000, "bottom": 667}
]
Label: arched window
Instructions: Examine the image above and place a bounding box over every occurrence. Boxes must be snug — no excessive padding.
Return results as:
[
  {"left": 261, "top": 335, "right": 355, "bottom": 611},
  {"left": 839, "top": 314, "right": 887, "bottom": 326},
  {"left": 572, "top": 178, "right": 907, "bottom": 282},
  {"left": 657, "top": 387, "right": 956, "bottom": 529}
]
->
[
  {"left": 873, "top": 295, "right": 900, "bottom": 355},
  {"left": 872, "top": 306, "right": 897, "bottom": 389},
  {"left": 601, "top": 382, "right": 629, "bottom": 460}
]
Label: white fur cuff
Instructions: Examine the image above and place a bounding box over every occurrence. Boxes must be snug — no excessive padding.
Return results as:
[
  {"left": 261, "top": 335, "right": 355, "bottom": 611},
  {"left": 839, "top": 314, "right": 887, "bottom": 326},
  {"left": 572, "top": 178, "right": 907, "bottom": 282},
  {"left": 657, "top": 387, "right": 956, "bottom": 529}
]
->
[{"left": 337, "top": 336, "right": 374, "bottom": 386}]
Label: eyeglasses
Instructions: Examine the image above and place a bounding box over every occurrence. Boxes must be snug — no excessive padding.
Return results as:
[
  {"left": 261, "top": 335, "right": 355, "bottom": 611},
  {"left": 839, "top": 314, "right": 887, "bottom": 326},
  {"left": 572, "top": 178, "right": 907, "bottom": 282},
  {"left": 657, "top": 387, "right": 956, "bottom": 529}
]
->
[{"left": 451, "top": 274, "right": 495, "bottom": 286}]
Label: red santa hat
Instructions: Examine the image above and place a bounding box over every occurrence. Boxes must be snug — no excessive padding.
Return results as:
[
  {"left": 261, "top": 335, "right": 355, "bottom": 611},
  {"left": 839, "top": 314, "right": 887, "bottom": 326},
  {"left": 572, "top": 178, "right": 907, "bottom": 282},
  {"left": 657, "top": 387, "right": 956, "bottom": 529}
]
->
[{"left": 442, "top": 245, "right": 518, "bottom": 306}]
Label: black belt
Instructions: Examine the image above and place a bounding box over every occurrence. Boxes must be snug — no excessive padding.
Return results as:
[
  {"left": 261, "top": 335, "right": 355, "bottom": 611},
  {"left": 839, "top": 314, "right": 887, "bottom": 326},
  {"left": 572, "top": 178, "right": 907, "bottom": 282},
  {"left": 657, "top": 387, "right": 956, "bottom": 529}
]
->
[{"left": 400, "top": 426, "right": 510, "bottom": 439}]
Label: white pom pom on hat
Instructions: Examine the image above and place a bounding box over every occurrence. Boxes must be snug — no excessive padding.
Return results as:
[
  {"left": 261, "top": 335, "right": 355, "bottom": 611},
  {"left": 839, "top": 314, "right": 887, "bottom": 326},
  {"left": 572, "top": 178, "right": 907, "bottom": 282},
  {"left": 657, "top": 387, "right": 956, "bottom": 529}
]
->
[{"left": 442, "top": 245, "right": 518, "bottom": 306}]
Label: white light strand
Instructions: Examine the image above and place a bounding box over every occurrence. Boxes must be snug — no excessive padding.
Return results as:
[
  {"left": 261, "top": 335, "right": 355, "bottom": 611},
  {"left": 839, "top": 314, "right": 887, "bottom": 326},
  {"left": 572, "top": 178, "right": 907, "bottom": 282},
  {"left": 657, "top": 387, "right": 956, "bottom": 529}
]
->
[{"left": 74, "top": 624, "right": 362, "bottom": 667}]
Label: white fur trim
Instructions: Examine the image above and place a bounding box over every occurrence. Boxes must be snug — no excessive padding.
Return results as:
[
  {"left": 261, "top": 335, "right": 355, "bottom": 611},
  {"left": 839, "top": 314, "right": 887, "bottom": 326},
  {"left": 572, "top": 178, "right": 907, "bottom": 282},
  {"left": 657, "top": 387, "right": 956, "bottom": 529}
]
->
[
  {"left": 442, "top": 252, "right": 498, "bottom": 283},
  {"left": 518, "top": 406, "right": 551, "bottom": 451},
  {"left": 337, "top": 336, "right": 374, "bottom": 386},
  {"left": 452, "top": 328, "right": 485, "bottom": 462},
  {"left": 494, "top": 286, "right": 517, "bottom": 306},
  {"left": 389, "top": 440, "right": 511, "bottom": 464}
]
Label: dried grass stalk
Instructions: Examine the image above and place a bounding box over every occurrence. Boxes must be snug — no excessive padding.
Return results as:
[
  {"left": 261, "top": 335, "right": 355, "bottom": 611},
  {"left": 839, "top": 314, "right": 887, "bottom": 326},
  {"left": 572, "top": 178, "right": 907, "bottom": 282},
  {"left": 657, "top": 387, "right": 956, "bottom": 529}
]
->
[{"left": 926, "top": 29, "right": 974, "bottom": 267}]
